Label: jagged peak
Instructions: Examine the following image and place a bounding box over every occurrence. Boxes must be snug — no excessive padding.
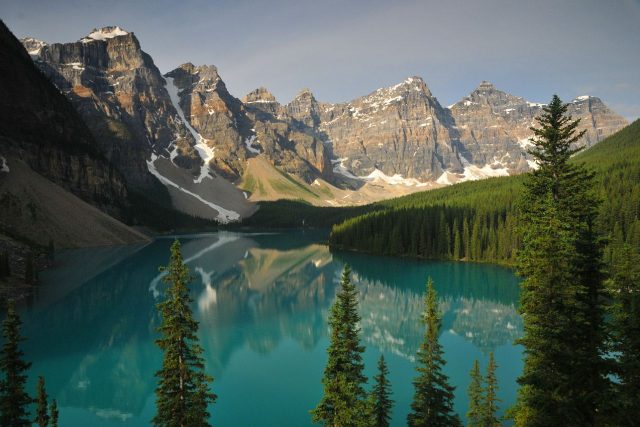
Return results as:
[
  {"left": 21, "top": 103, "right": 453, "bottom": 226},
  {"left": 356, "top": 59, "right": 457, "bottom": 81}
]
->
[
  {"left": 243, "top": 87, "right": 277, "bottom": 104},
  {"left": 20, "top": 37, "right": 47, "bottom": 57},
  {"left": 388, "top": 76, "right": 427, "bottom": 91},
  {"left": 475, "top": 80, "right": 496, "bottom": 91},
  {"left": 295, "top": 88, "right": 315, "bottom": 99},
  {"left": 81, "top": 26, "right": 129, "bottom": 43},
  {"left": 572, "top": 94, "right": 598, "bottom": 103}
]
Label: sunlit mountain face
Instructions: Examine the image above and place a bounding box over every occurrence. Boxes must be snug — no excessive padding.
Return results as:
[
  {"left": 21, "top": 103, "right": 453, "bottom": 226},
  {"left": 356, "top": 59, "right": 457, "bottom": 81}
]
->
[{"left": 20, "top": 231, "right": 522, "bottom": 426}]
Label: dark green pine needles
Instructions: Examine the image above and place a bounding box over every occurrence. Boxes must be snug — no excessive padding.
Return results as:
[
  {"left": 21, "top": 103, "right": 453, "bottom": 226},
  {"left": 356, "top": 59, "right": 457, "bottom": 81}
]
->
[
  {"left": 607, "top": 243, "right": 640, "bottom": 424},
  {"left": 153, "top": 240, "right": 216, "bottom": 427},
  {"left": 311, "top": 264, "right": 369, "bottom": 426},
  {"left": 466, "top": 360, "right": 483, "bottom": 427},
  {"left": 515, "top": 95, "right": 608, "bottom": 425},
  {"left": 368, "top": 355, "right": 394, "bottom": 427},
  {"left": 0, "top": 300, "right": 33, "bottom": 426},
  {"left": 35, "top": 376, "right": 49, "bottom": 427},
  {"left": 407, "top": 278, "right": 460, "bottom": 427}
]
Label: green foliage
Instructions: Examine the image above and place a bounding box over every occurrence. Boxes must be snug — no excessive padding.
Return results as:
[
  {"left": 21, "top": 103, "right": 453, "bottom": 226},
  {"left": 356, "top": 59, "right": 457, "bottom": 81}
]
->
[
  {"left": 0, "top": 300, "right": 32, "bottom": 426},
  {"left": 49, "top": 399, "right": 58, "bottom": 427},
  {"left": 407, "top": 278, "right": 460, "bottom": 427},
  {"left": 482, "top": 353, "right": 499, "bottom": 427},
  {"left": 467, "top": 360, "right": 483, "bottom": 427},
  {"left": 329, "top": 120, "right": 640, "bottom": 266},
  {"left": 35, "top": 375, "right": 49, "bottom": 427},
  {"left": 514, "top": 95, "right": 608, "bottom": 426},
  {"left": 368, "top": 355, "right": 394, "bottom": 427},
  {"left": 311, "top": 265, "right": 368, "bottom": 426},
  {"left": 153, "top": 240, "right": 216, "bottom": 427},
  {"left": 606, "top": 242, "right": 640, "bottom": 424}
]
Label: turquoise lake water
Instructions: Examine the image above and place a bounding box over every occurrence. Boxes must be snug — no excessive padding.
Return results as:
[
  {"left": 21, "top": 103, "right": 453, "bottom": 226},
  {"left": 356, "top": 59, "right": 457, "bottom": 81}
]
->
[{"left": 19, "top": 231, "right": 523, "bottom": 426}]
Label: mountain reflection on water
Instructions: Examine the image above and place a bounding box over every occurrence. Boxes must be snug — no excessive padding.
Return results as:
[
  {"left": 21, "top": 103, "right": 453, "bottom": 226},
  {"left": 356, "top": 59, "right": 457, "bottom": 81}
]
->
[{"left": 20, "top": 231, "right": 522, "bottom": 426}]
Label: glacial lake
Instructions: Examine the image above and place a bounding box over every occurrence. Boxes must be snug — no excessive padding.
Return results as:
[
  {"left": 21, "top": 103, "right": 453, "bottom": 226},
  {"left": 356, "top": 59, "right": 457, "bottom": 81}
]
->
[{"left": 20, "top": 231, "right": 523, "bottom": 426}]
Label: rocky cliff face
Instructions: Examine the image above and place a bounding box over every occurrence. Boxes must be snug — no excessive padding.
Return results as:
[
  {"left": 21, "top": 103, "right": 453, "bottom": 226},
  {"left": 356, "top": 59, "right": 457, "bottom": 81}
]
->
[
  {"left": 27, "top": 26, "right": 200, "bottom": 191},
  {"left": 21, "top": 24, "right": 629, "bottom": 218},
  {"left": 313, "top": 77, "right": 463, "bottom": 181},
  {"left": 447, "top": 81, "right": 628, "bottom": 179},
  {"left": 1, "top": 20, "right": 127, "bottom": 216},
  {"left": 166, "top": 64, "right": 332, "bottom": 183}
]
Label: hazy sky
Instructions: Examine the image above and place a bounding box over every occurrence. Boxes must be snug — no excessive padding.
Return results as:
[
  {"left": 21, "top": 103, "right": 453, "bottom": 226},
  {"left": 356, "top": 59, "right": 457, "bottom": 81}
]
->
[{"left": 3, "top": 0, "right": 639, "bottom": 120}]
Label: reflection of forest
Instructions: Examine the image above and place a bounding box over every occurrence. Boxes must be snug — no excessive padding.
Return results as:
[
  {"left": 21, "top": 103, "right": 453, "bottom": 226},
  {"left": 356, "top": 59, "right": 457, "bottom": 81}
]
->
[{"left": 20, "top": 232, "right": 521, "bottom": 420}]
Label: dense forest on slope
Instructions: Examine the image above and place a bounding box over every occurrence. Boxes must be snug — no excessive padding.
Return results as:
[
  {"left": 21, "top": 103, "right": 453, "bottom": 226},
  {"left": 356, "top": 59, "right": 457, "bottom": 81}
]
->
[{"left": 328, "top": 120, "right": 640, "bottom": 264}]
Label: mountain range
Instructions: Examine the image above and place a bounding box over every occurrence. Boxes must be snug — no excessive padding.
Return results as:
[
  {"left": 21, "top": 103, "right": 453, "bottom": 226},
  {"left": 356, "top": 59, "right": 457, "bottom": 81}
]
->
[{"left": 2, "top": 24, "right": 629, "bottom": 236}]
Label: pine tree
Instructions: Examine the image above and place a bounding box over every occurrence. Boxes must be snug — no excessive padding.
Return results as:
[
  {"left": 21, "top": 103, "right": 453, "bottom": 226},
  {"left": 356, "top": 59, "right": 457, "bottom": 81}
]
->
[
  {"left": 515, "top": 95, "right": 608, "bottom": 426},
  {"left": 153, "top": 240, "right": 215, "bottom": 427},
  {"left": 35, "top": 376, "right": 50, "bottom": 427},
  {"left": 467, "top": 360, "right": 483, "bottom": 427},
  {"left": 369, "top": 355, "right": 393, "bottom": 427},
  {"left": 607, "top": 243, "right": 640, "bottom": 424},
  {"left": 311, "top": 264, "right": 368, "bottom": 426},
  {"left": 408, "top": 278, "right": 460, "bottom": 427},
  {"left": 49, "top": 399, "right": 58, "bottom": 427},
  {"left": 0, "top": 300, "right": 32, "bottom": 426},
  {"left": 482, "top": 353, "right": 499, "bottom": 427}
]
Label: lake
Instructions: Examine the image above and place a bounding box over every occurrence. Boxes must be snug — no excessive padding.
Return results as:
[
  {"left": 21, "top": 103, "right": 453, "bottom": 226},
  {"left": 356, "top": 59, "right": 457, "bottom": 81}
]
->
[{"left": 19, "top": 231, "right": 523, "bottom": 426}]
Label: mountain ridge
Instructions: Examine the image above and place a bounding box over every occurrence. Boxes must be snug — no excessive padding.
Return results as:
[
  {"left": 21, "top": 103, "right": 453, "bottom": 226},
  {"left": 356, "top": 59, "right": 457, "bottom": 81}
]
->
[{"left": 19, "top": 25, "right": 629, "bottom": 223}]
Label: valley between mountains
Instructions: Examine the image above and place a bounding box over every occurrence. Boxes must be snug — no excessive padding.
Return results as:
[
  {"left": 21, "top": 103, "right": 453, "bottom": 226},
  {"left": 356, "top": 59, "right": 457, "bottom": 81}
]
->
[{"left": 12, "top": 25, "right": 627, "bottom": 226}]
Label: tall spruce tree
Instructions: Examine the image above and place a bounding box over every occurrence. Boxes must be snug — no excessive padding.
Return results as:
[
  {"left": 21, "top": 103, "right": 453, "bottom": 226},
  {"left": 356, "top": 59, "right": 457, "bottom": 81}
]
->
[
  {"left": 407, "top": 278, "right": 460, "bottom": 427},
  {"left": 311, "top": 264, "right": 368, "bottom": 426},
  {"left": 369, "top": 355, "right": 393, "bottom": 427},
  {"left": 49, "top": 399, "right": 58, "bottom": 427},
  {"left": 607, "top": 243, "right": 640, "bottom": 424},
  {"left": 515, "top": 95, "right": 608, "bottom": 426},
  {"left": 0, "top": 300, "right": 32, "bottom": 426},
  {"left": 153, "top": 240, "right": 215, "bottom": 427},
  {"left": 482, "top": 353, "right": 499, "bottom": 427},
  {"left": 467, "top": 360, "right": 483, "bottom": 427},
  {"left": 35, "top": 375, "right": 49, "bottom": 427}
]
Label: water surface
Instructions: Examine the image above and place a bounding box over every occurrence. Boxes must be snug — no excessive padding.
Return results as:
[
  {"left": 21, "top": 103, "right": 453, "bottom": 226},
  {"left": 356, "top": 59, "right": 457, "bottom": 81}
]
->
[{"left": 21, "top": 231, "right": 523, "bottom": 426}]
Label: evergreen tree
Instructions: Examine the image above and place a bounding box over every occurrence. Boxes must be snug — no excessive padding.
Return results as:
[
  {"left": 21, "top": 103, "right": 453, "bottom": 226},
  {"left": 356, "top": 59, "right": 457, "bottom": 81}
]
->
[
  {"left": 35, "top": 376, "right": 49, "bottom": 427},
  {"left": 153, "top": 240, "right": 215, "bottom": 427},
  {"left": 607, "top": 243, "right": 640, "bottom": 424},
  {"left": 407, "top": 278, "right": 460, "bottom": 427},
  {"left": 0, "top": 300, "right": 32, "bottom": 426},
  {"left": 311, "top": 264, "right": 368, "bottom": 426},
  {"left": 482, "top": 353, "right": 499, "bottom": 427},
  {"left": 369, "top": 355, "right": 393, "bottom": 427},
  {"left": 515, "top": 95, "right": 608, "bottom": 426},
  {"left": 49, "top": 400, "right": 58, "bottom": 427},
  {"left": 467, "top": 360, "right": 483, "bottom": 427}
]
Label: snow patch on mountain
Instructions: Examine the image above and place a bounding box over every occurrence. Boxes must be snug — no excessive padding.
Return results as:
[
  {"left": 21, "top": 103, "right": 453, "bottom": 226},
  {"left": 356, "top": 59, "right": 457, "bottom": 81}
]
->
[
  {"left": 244, "top": 135, "right": 260, "bottom": 154},
  {"left": 165, "top": 76, "right": 215, "bottom": 184},
  {"left": 332, "top": 158, "right": 362, "bottom": 180},
  {"left": 146, "top": 154, "right": 239, "bottom": 223},
  {"left": 364, "top": 169, "right": 429, "bottom": 187},
  {"left": 82, "top": 26, "right": 129, "bottom": 42}
]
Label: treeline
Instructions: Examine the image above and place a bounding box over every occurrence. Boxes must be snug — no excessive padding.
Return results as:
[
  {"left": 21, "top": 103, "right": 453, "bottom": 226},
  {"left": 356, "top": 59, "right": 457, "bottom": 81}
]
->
[
  {"left": 330, "top": 204, "right": 520, "bottom": 263},
  {"left": 330, "top": 119, "right": 640, "bottom": 265}
]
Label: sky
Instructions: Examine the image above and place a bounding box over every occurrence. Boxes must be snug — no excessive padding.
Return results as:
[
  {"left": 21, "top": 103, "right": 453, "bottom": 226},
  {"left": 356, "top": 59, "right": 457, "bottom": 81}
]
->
[{"left": 2, "top": 0, "right": 639, "bottom": 121}]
